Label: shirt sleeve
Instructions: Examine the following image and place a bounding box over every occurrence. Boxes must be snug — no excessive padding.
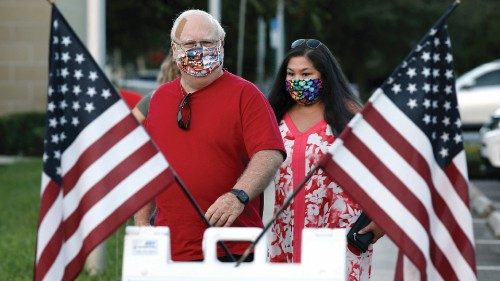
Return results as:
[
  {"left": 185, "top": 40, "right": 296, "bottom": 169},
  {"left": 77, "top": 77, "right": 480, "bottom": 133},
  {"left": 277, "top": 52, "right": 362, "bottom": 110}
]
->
[
  {"left": 136, "top": 93, "right": 152, "bottom": 117},
  {"left": 240, "top": 83, "right": 286, "bottom": 159}
]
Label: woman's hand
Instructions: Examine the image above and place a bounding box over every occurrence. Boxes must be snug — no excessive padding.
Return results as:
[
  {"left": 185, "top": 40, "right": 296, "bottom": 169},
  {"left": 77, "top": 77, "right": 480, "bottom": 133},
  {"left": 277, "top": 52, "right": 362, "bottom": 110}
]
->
[{"left": 358, "top": 221, "right": 385, "bottom": 243}]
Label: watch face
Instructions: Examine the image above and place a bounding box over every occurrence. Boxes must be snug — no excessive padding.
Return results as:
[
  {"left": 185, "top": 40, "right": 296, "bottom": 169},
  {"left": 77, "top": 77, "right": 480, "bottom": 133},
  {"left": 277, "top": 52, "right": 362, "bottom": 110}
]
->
[
  {"left": 239, "top": 190, "right": 249, "bottom": 203},
  {"left": 232, "top": 189, "right": 249, "bottom": 204}
]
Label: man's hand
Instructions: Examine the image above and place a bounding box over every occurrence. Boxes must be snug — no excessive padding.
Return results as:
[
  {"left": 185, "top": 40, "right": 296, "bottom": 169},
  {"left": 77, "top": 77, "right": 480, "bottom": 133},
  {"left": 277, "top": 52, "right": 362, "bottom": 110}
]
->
[{"left": 205, "top": 192, "right": 245, "bottom": 227}]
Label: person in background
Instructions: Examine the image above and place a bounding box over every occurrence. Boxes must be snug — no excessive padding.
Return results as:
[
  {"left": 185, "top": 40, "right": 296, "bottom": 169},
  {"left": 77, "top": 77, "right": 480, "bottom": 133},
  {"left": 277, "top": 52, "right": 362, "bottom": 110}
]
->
[
  {"left": 267, "top": 38, "right": 384, "bottom": 280},
  {"left": 157, "top": 52, "right": 181, "bottom": 84},
  {"left": 133, "top": 9, "right": 285, "bottom": 262},
  {"left": 132, "top": 52, "right": 181, "bottom": 123}
]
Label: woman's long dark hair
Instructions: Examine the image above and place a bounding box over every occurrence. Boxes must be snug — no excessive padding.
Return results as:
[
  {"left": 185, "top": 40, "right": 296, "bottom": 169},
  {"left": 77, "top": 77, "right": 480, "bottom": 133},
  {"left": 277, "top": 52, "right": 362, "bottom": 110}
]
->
[{"left": 268, "top": 41, "right": 361, "bottom": 135}]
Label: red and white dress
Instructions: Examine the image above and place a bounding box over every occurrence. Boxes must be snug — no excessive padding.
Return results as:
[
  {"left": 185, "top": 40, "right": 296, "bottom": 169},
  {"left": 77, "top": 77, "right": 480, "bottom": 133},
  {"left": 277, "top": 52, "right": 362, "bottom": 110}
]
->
[{"left": 269, "top": 113, "right": 373, "bottom": 281}]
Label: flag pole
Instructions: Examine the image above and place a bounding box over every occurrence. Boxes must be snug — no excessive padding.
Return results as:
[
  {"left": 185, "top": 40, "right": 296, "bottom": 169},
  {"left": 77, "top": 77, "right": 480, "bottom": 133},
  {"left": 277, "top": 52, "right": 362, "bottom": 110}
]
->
[
  {"left": 173, "top": 174, "right": 236, "bottom": 262},
  {"left": 45, "top": 0, "right": 54, "bottom": 4},
  {"left": 436, "top": 0, "right": 460, "bottom": 26},
  {"left": 235, "top": 165, "right": 321, "bottom": 267}
]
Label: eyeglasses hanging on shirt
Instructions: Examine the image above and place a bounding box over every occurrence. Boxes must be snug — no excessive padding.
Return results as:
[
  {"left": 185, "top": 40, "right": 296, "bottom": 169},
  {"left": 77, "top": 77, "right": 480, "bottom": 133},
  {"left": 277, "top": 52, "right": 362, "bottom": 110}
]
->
[{"left": 177, "top": 93, "right": 191, "bottom": 130}]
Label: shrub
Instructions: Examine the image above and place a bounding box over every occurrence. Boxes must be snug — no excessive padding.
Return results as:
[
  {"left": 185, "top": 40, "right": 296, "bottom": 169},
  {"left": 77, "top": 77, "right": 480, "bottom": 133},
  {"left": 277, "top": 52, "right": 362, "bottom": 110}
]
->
[
  {"left": 464, "top": 142, "right": 483, "bottom": 179},
  {"left": 0, "top": 112, "right": 46, "bottom": 156}
]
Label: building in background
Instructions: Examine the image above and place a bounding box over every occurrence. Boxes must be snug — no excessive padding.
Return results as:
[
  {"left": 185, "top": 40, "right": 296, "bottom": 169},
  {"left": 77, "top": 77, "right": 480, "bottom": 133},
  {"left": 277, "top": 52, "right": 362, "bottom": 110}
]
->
[{"left": 0, "top": 0, "right": 85, "bottom": 116}]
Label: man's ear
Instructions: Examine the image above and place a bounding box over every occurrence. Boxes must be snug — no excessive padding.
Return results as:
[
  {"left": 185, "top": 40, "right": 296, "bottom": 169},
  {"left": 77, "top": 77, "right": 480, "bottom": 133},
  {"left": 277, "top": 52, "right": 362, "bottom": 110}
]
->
[{"left": 172, "top": 41, "right": 183, "bottom": 54}]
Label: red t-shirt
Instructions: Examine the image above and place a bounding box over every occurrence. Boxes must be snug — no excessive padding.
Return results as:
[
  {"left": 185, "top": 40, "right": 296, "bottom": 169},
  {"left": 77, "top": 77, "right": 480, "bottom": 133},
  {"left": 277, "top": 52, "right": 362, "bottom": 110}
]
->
[{"left": 144, "top": 71, "right": 284, "bottom": 261}]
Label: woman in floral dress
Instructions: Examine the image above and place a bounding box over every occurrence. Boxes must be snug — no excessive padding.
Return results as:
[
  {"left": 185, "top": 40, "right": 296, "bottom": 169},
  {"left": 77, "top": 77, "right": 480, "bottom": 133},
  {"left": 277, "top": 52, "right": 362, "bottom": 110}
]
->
[{"left": 267, "top": 39, "right": 385, "bottom": 281}]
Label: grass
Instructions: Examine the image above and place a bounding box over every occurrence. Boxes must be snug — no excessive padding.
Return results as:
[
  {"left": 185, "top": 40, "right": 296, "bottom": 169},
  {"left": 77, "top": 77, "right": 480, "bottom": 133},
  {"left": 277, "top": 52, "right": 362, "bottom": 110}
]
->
[{"left": 0, "top": 158, "right": 127, "bottom": 281}]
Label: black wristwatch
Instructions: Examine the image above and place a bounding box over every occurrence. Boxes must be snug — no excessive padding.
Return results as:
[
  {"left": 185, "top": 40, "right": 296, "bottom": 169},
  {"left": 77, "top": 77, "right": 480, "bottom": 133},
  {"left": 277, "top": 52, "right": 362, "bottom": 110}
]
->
[{"left": 230, "top": 189, "right": 250, "bottom": 205}]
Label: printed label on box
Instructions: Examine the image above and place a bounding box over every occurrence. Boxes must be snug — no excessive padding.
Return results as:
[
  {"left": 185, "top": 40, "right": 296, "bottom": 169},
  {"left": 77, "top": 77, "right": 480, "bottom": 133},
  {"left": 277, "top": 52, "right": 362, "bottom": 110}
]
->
[{"left": 132, "top": 239, "right": 158, "bottom": 256}]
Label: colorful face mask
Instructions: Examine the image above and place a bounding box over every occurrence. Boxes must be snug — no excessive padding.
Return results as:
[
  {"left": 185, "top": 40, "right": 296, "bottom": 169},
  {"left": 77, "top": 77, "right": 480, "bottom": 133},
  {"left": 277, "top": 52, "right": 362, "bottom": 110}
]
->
[
  {"left": 285, "top": 78, "right": 323, "bottom": 105},
  {"left": 175, "top": 45, "right": 224, "bottom": 77}
]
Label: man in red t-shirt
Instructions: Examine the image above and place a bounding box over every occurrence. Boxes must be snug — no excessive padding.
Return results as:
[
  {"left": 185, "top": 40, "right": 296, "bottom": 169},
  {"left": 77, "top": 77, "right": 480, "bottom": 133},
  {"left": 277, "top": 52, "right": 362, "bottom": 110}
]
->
[{"left": 133, "top": 9, "right": 285, "bottom": 262}]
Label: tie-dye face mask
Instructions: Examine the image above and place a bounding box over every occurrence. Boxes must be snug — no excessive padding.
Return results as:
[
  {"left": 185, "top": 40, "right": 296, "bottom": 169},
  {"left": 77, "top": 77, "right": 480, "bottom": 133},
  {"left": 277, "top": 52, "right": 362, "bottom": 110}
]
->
[
  {"left": 175, "top": 46, "right": 224, "bottom": 77},
  {"left": 285, "top": 78, "right": 323, "bottom": 105}
]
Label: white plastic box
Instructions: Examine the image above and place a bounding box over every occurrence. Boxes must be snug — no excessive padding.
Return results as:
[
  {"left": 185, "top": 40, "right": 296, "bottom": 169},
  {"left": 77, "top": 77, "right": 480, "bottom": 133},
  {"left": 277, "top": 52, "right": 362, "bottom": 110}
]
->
[{"left": 122, "top": 226, "right": 346, "bottom": 281}]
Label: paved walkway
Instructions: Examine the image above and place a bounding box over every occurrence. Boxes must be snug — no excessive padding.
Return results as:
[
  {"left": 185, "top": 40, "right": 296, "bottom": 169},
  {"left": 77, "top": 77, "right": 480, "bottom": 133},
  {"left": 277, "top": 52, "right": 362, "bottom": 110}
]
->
[{"left": 0, "top": 155, "right": 17, "bottom": 165}]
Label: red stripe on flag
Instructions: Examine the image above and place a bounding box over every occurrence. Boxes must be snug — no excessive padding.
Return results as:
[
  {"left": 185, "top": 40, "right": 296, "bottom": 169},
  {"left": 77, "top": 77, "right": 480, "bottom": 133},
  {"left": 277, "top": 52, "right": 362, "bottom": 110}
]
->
[
  {"left": 38, "top": 180, "right": 61, "bottom": 226},
  {"left": 444, "top": 162, "right": 470, "bottom": 205},
  {"left": 62, "top": 115, "right": 139, "bottom": 196},
  {"left": 62, "top": 142, "right": 158, "bottom": 238},
  {"left": 34, "top": 223, "right": 64, "bottom": 281},
  {"left": 63, "top": 169, "right": 174, "bottom": 280},
  {"left": 321, "top": 155, "right": 428, "bottom": 279},
  {"left": 363, "top": 105, "right": 476, "bottom": 270},
  {"left": 342, "top": 129, "right": 457, "bottom": 280}
]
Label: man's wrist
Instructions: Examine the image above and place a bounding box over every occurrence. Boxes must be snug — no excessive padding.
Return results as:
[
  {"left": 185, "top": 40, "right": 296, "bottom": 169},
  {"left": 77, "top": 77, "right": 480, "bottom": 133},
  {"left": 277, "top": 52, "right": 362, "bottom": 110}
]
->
[{"left": 230, "top": 188, "right": 250, "bottom": 205}]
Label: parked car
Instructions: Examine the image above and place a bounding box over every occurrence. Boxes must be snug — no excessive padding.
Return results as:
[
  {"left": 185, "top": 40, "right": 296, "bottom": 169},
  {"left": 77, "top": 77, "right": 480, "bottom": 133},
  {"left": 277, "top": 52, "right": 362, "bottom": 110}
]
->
[
  {"left": 479, "top": 107, "right": 500, "bottom": 178},
  {"left": 456, "top": 59, "right": 500, "bottom": 130}
]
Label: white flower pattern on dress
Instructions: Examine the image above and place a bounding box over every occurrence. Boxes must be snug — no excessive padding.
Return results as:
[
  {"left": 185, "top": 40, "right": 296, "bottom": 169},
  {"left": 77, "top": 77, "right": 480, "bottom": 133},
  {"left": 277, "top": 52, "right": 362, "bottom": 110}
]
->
[{"left": 269, "top": 116, "right": 373, "bottom": 281}]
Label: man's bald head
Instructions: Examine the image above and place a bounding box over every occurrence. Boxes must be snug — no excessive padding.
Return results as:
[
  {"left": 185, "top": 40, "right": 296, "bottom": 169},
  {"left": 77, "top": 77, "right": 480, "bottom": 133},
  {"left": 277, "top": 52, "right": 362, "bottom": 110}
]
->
[{"left": 170, "top": 10, "right": 226, "bottom": 43}]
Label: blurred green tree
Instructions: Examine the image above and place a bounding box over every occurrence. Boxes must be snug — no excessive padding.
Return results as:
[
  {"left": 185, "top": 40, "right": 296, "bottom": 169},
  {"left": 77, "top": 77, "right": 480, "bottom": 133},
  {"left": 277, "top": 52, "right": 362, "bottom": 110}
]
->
[{"left": 107, "top": 0, "right": 500, "bottom": 100}]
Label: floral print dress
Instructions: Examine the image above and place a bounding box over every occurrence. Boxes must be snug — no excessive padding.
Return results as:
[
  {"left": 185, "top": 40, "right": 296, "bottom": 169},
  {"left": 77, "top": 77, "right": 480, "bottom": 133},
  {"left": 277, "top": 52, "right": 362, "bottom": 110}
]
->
[{"left": 269, "top": 114, "right": 373, "bottom": 281}]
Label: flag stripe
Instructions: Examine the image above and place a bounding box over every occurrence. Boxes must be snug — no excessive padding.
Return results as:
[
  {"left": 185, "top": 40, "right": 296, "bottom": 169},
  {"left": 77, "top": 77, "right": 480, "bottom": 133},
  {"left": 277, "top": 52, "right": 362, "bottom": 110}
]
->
[
  {"left": 341, "top": 129, "right": 457, "bottom": 279},
  {"left": 61, "top": 101, "right": 130, "bottom": 176},
  {"left": 62, "top": 153, "right": 172, "bottom": 279},
  {"left": 62, "top": 141, "right": 157, "bottom": 238},
  {"left": 43, "top": 249, "right": 65, "bottom": 281},
  {"left": 36, "top": 186, "right": 63, "bottom": 262},
  {"left": 35, "top": 222, "right": 64, "bottom": 281},
  {"left": 61, "top": 113, "right": 139, "bottom": 195},
  {"left": 63, "top": 166, "right": 174, "bottom": 280},
  {"left": 348, "top": 93, "right": 474, "bottom": 278},
  {"left": 443, "top": 163, "right": 469, "bottom": 204},
  {"left": 372, "top": 93, "right": 473, "bottom": 232},
  {"left": 38, "top": 180, "right": 60, "bottom": 226},
  {"left": 63, "top": 153, "right": 169, "bottom": 268},
  {"left": 370, "top": 93, "right": 476, "bottom": 270},
  {"left": 452, "top": 152, "right": 468, "bottom": 179},
  {"left": 62, "top": 125, "right": 150, "bottom": 220},
  {"left": 321, "top": 149, "right": 431, "bottom": 279},
  {"left": 38, "top": 118, "right": 151, "bottom": 265},
  {"left": 39, "top": 152, "right": 171, "bottom": 280},
  {"left": 40, "top": 173, "right": 50, "bottom": 195}
]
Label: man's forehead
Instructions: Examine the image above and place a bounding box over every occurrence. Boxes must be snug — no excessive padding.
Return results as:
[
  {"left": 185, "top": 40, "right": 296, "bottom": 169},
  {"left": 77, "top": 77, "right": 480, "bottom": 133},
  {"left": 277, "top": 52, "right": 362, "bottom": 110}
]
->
[{"left": 174, "top": 16, "right": 218, "bottom": 41}]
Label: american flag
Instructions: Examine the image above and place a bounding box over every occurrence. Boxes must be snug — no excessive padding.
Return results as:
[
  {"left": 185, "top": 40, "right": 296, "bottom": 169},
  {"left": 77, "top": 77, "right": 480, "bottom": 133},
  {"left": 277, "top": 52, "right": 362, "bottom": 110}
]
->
[
  {"left": 320, "top": 3, "right": 477, "bottom": 281},
  {"left": 34, "top": 6, "right": 174, "bottom": 281}
]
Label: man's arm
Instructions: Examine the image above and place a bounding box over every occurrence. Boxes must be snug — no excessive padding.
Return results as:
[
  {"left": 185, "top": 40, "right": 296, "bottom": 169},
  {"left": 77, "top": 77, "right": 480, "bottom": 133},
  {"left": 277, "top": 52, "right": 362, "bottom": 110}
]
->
[
  {"left": 134, "top": 202, "right": 154, "bottom": 226},
  {"left": 132, "top": 107, "right": 146, "bottom": 123},
  {"left": 205, "top": 149, "right": 284, "bottom": 227}
]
